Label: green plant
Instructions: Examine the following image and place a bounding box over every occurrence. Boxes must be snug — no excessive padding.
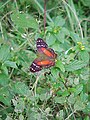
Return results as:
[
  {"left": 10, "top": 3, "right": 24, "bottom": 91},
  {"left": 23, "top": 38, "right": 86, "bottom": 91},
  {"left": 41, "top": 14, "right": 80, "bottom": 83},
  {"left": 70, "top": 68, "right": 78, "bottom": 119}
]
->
[{"left": 0, "top": 0, "right": 90, "bottom": 119}]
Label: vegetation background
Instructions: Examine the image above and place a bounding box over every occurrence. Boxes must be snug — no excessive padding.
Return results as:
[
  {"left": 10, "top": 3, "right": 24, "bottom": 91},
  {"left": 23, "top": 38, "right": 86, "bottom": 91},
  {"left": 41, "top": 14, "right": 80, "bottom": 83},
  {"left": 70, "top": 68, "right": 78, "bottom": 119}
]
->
[{"left": 0, "top": 0, "right": 90, "bottom": 120}]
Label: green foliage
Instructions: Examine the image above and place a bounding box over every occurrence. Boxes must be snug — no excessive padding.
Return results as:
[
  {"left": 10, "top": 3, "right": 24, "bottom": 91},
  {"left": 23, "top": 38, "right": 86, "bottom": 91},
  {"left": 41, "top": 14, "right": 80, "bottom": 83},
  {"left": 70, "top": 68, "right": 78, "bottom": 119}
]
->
[
  {"left": 11, "top": 12, "right": 39, "bottom": 29},
  {"left": 65, "top": 60, "right": 88, "bottom": 71},
  {"left": 0, "top": 0, "right": 90, "bottom": 120}
]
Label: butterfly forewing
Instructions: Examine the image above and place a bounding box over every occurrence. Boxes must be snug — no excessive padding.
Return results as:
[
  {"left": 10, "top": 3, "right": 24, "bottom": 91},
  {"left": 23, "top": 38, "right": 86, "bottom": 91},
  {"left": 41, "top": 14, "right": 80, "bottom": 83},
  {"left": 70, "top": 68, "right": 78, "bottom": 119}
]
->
[
  {"left": 40, "top": 48, "right": 57, "bottom": 58},
  {"left": 37, "top": 38, "right": 57, "bottom": 59},
  {"left": 37, "top": 38, "right": 48, "bottom": 49}
]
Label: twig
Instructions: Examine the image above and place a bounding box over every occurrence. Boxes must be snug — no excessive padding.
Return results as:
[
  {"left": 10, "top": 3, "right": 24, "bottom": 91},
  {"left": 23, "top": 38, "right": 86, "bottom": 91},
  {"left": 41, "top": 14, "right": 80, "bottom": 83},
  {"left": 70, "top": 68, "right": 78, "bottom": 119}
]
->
[
  {"left": 34, "top": 0, "right": 53, "bottom": 23},
  {"left": 65, "top": 109, "right": 76, "bottom": 120},
  {"left": 44, "top": 0, "right": 47, "bottom": 32},
  {"left": 31, "top": 72, "right": 44, "bottom": 96},
  {"left": 33, "top": 75, "right": 39, "bottom": 96}
]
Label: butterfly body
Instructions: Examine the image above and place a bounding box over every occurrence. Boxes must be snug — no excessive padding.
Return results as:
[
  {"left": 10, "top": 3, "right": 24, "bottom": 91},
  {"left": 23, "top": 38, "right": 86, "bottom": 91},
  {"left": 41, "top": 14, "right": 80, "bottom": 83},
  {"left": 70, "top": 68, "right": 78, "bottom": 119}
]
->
[{"left": 30, "top": 38, "right": 57, "bottom": 72}]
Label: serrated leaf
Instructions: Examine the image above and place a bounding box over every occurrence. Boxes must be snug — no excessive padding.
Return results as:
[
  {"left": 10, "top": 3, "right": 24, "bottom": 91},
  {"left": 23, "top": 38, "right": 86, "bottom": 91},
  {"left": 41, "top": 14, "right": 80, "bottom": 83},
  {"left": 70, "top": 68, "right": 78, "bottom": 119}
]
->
[
  {"left": 56, "top": 28, "right": 70, "bottom": 43},
  {"left": 12, "top": 82, "right": 30, "bottom": 96},
  {"left": 54, "top": 16, "right": 65, "bottom": 27},
  {"left": 74, "top": 84, "right": 83, "bottom": 96},
  {"left": 40, "top": 93, "right": 51, "bottom": 101},
  {"left": 80, "top": 92, "right": 88, "bottom": 103},
  {"left": 56, "top": 60, "right": 65, "bottom": 72},
  {"left": 11, "top": 12, "right": 39, "bottom": 29},
  {"left": 0, "top": 73, "right": 10, "bottom": 86},
  {"left": 46, "top": 34, "right": 56, "bottom": 46},
  {"left": 74, "top": 100, "right": 85, "bottom": 110},
  {"left": 15, "top": 98, "right": 25, "bottom": 113},
  {"left": 0, "top": 45, "right": 10, "bottom": 62},
  {"left": 54, "top": 96, "right": 66, "bottom": 104},
  {"left": 80, "top": 50, "right": 89, "bottom": 62},
  {"left": 52, "top": 41, "right": 64, "bottom": 52},
  {"left": 0, "top": 87, "right": 13, "bottom": 106},
  {"left": 51, "top": 67, "right": 59, "bottom": 79},
  {"left": 4, "top": 61, "right": 17, "bottom": 68},
  {"left": 1, "top": 65, "right": 8, "bottom": 75},
  {"left": 65, "top": 60, "right": 88, "bottom": 71},
  {"left": 68, "top": 94, "right": 75, "bottom": 104},
  {"left": 70, "top": 32, "right": 81, "bottom": 43},
  {"left": 56, "top": 31, "right": 65, "bottom": 43}
]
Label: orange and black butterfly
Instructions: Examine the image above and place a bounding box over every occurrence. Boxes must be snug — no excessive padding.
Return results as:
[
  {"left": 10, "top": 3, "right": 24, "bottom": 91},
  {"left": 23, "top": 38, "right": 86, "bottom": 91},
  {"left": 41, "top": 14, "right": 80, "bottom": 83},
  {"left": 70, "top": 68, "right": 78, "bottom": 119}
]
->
[{"left": 30, "top": 38, "right": 57, "bottom": 72}]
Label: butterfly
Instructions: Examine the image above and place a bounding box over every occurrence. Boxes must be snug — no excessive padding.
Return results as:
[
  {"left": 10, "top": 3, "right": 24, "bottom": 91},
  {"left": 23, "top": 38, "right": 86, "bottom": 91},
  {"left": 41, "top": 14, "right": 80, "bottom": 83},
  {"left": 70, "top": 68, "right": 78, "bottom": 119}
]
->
[{"left": 30, "top": 38, "right": 57, "bottom": 72}]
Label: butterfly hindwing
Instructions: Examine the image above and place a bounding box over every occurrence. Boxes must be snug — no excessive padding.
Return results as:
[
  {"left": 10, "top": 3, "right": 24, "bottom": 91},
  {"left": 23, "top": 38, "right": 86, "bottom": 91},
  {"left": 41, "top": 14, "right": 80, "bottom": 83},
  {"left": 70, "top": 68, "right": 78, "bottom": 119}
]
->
[
  {"left": 30, "top": 59, "right": 42, "bottom": 72},
  {"left": 37, "top": 59, "right": 55, "bottom": 68}
]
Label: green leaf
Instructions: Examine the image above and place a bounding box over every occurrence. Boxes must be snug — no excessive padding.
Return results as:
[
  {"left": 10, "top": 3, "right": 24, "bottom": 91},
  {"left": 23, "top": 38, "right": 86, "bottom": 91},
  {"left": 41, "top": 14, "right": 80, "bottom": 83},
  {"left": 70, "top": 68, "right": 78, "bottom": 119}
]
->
[
  {"left": 5, "top": 116, "right": 13, "bottom": 120},
  {"left": 56, "top": 60, "right": 65, "bottom": 72},
  {"left": 74, "top": 100, "right": 85, "bottom": 111},
  {"left": 52, "top": 41, "right": 64, "bottom": 52},
  {"left": 4, "top": 61, "right": 17, "bottom": 68},
  {"left": 81, "top": 0, "right": 90, "bottom": 7},
  {"left": 14, "top": 98, "right": 25, "bottom": 113},
  {"left": 65, "top": 60, "right": 88, "bottom": 71},
  {"left": 54, "top": 96, "right": 66, "bottom": 104},
  {"left": 68, "top": 94, "right": 76, "bottom": 104},
  {"left": 45, "top": 107, "right": 50, "bottom": 114},
  {"left": 56, "top": 28, "right": 70, "bottom": 43},
  {"left": 74, "top": 84, "right": 83, "bottom": 96},
  {"left": 46, "top": 34, "right": 56, "bottom": 46},
  {"left": 80, "top": 50, "right": 89, "bottom": 62},
  {"left": 80, "top": 92, "right": 88, "bottom": 103},
  {"left": 0, "top": 73, "right": 10, "bottom": 86},
  {"left": 56, "top": 31, "right": 65, "bottom": 43},
  {"left": 54, "top": 16, "right": 65, "bottom": 27},
  {"left": 19, "top": 114, "right": 24, "bottom": 120},
  {"left": 0, "top": 87, "right": 13, "bottom": 106},
  {"left": 0, "top": 45, "right": 10, "bottom": 62},
  {"left": 1, "top": 65, "right": 8, "bottom": 75},
  {"left": 70, "top": 32, "right": 81, "bottom": 43},
  {"left": 51, "top": 67, "right": 59, "bottom": 79},
  {"left": 40, "top": 93, "right": 51, "bottom": 101},
  {"left": 11, "top": 12, "right": 39, "bottom": 29},
  {"left": 12, "top": 82, "right": 30, "bottom": 96}
]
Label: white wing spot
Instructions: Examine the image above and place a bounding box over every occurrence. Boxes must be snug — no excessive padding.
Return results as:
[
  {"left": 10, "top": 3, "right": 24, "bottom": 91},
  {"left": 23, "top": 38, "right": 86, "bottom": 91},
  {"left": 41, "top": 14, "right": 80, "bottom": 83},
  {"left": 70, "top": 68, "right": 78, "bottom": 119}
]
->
[
  {"left": 41, "top": 45, "right": 45, "bottom": 47},
  {"left": 36, "top": 65, "right": 40, "bottom": 68},
  {"left": 37, "top": 45, "right": 40, "bottom": 47},
  {"left": 38, "top": 40, "right": 41, "bottom": 42},
  {"left": 31, "top": 67, "right": 35, "bottom": 71},
  {"left": 33, "top": 63, "right": 36, "bottom": 66},
  {"left": 33, "top": 62, "right": 40, "bottom": 68}
]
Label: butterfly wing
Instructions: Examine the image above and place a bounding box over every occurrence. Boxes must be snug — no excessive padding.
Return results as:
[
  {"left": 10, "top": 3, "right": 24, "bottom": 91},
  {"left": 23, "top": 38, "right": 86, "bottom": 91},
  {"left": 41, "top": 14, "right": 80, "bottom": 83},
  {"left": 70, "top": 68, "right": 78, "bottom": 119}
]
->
[
  {"left": 37, "top": 38, "right": 48, "bottom": 49},
  {"left": 30, "top": 38, "right": 57, "bottom": 73},
  {"left": 37, "top": 38, "right": 57, "bottom": 59},
  {"left": 30, "top": 58, "right": 55, "bottom": 72},
  {"left": 30, "top": 59, "right": 42, "bottom": 72},
  {"left": 36, "top": 59, "right": 55, "bottom": 68}
]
